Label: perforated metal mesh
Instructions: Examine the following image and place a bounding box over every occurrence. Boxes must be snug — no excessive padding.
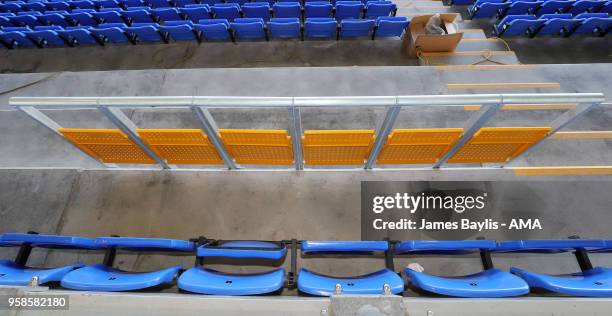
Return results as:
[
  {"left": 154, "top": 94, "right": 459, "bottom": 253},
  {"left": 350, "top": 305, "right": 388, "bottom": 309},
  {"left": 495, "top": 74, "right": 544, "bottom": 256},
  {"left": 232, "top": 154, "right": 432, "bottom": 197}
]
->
[
  {"left": 449, "top": 127, "right": 551, "bottom": 163},
  {"left": 377, "top": 128, "right": 464, "bottom": 164},
  {"left": 137, "top": 129, "right": 223, "bottom": 165},
  {"left": 303, "top": 130, "right": 374, "bottom": 165},
  {"left": 219, "top": 129, "right": 294, "bottom": 165},
  {"left": 59, "top": 128, "right": 155, "bottom": 164}
]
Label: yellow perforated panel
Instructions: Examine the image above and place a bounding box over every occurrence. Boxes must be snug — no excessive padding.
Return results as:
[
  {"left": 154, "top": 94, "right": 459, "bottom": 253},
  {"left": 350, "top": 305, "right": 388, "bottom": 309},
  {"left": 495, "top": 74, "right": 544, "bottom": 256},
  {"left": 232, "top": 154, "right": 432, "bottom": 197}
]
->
[
  {"left": 137, "top": 129, "right": 223, "bottom": 165},
  {"left": 219, "top": 129, "right": 294, "bottom": 165},
  {"left": 303, "top": 130, "right": 374, "bottom": 165},
  {"left": 449, "top": 127, "right": 551, "bottom": 163},
  {"left": 377, "top": 128, "right": 464, "bottom": 164},
  {"left": 59, "top": 128, "right": 155, "bottom": 164}
]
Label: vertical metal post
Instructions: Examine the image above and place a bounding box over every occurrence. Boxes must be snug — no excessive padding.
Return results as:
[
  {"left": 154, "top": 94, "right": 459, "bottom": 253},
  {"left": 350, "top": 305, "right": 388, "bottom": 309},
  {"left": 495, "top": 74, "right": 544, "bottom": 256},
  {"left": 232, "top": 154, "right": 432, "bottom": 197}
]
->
[
  {"left": 365, "top": 104, "right": 401, "bottom": 169},
  {"left": 479, "top": 251, "right": 494, "bottom": 270},
  {"left": 191, "top": 106, "right": 237, "bottom": 170},
  {"left": 288, "top": 104, "right": 304, "bottom": 170},
  {"left": 434, "top": 103, "right": 503, "bottom": 168},
  {"left": 98, "top": 106, "right": 170, "bottom": 169},
  {"left": 17, "top": 106, "right": 108, "bottom": 167}
]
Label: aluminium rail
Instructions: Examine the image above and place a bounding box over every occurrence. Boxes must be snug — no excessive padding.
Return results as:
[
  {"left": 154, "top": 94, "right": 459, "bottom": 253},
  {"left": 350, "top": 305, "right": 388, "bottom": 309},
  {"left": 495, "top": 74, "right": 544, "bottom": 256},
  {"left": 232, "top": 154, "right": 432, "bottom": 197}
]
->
[{"left": 10, "top": 93, "right": 606, "bottom": 171}]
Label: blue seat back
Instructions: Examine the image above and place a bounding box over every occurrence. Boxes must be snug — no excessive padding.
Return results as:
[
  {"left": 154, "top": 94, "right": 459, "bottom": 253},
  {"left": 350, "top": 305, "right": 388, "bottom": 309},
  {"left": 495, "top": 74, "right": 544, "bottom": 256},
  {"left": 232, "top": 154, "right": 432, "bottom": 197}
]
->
[
  {"left": 97, "top": 0, "right": 122, "bottom": 8},
  {"left": 304, "top": 17, "right": 337, "bottom": 38},
  {"left": 151, "top": 8, "right": 182, "bottom": 22},
  {"left": 21, "top": 2, "right": 45, "bottom": 12},
  {"left": 340, "top": 18, "right": 374, "bottom": 37},
  {"left": 374, "top": 16, "right": 408, "bottom": 37},
  {"left": 119, "top": 0, "right": 144, "bottom": 8},
  {"left": 66, "top": 12, "right": 98, "bottom": 27},
  {"left": 569, "top": 0, "right": 606, "bottom": 15},
  {"left": 365, "top": 2, "right": 396, "bottom": 18},
  {"left": 125, "top": 22, "right": 163, "bottom": 41},
  {"left": 505, "top": 1, "right": 543, "bottom": 16},
  {"left": 269, "top": 17, "right": 300, "bottom": 38},
  {"left": 123, "top": 8, "right": 154, "bottom": 23},
  {"left": 71, "top": 0, "right": 97, "bottom": 9},
  {"left": 181, "top": 6, "right": 211, "bottom": 22},
  {"left": 198, "top": 241, "right": 287, "bottom": 260},
  {"left": 305, "top": 1, "right": 333, "bottom": 18},
  {"left": 175, "top": 0, "right": 197, "bottom": 7},
  {"left": 573, "top": 13, "right": 612, "bottom": 34},
  {"left": 212, "top": 3, "right": 240, "bottom": 21},
  {"left": 536, "top": 13, "right": 580, "bottom": 35},
  {"left": 273, "top": 2, "right": 301, "bottom": 18},
  {"left": 159, "top": 20, "right": 197, "bottom": 40},
  {"left": 301, "top": 241, "right": 389, "bottom": 255},
  {"left": 231, "top": 17, "right": 266, "bottom": 39},
  {"left": 395, "top": 240, "right": 497, "bottom": 255},
  {"left": 45, "top": 1, "right": 70, "bottom": 11},
  {"left": 57, "top": 26, "right": 98, "bottom": 44},
  {"left": 535, "top": 0, "right": 573, "bottom": 15},
  {"left": 10, "top": 14, "right": 41, "bottom": 27},
  {"left": 91, "top": 23, "right": 131, "bottom": 42},
  {"left": 94, "top": 237, "right": 195, "bottom": 252},
  {"left": 242, "top": 2, "right": 271, "bottom": 21},
  {"left": 335, "top": 1, "right": 364, "bottom": 19},
  {"left": 0, "top": 233, "right": 101, "bottom": 249},
  {"left": 195, "top": 18, "right": 231, "bottom": 40},
  {"left": 93, "top": 10, "right": 125, "bottom": 23},
  {"left": 38, "top": 12, "right": 70, "bottom": 27},
  {"left": 495, "top": 240, "right": 607, "bottom": 253}
]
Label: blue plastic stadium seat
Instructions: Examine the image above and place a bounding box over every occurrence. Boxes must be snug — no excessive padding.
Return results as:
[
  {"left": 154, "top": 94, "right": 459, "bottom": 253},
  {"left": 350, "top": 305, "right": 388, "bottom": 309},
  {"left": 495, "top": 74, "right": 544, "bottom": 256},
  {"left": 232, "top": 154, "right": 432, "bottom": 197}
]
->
[
  {"left": 145, "top": 0, "right": 171, "bottom": 8},
  {"left": 180, "top": 5, "right": 211, "bottom": 23},
  {"left": 159, "top": 20, "right": 198, "bottom": 41},
  {"left": 0, "top": 233, "right": 98, "bottom": 285},
  {"left": 535, "top": 0, "right": 574, "bottom": 16},
  {"left": 66, "top": 12, "right": 99, "bottom": 27},
  {"left": 599, "top": 0, "right": 612, "bottom": 14},
  {"left": 212, "top": 3, "right": 240, "bottom": 21},
  {"left": 396, "top": 240, "right": 529, "bottom": 298},
  {"left": 61, "top": 237, "right": 194, "bottom": 292},
  {"left": 90, "top": 22, "right": 132, "bottom": 43},
  {"left": 568, "top": 0, "right": 606, "bottom": 15},
  {"left": 37, "top": 11, "right": 70, "bottom": 27},
  {"left": 297, "top": 241, "right": 403, "bottom": 296},
  {"left": 125, "top": 22, "right": 165, "bottom": 42},
  {"left": 469, "top": 0, "right": 509, "bottom": 18},
  {"left": 71, "top": 0, "right": 97, "bottom": 9},
  {"left": 269, "top": 17, "right": 301, "bottom": 39},
  {"left": 27, "top": 25, "right": 68, "bottom": 46},
  {"left": 340, "top": 18, "right": 374, "bottom": 38},
  {"left": 57, "top": 26, "right": 100, "bottom": 45},
  {"left": 96, "top": 0, "right": 122, "bottom": 9},
  {"left": 93, "top": 10, "right": 125, "bottom": 24},
  {"left": 335, "top": 1, "right": 364, "bottom": 19},
  {"left": 0, "top": 14, "right": 14, "bottom": 28},
  {"left": 10, "top": 14, "right": 41, "bottom": 27},
  {"left": 503, "top": 0, "right": 543, "bottom": 17},
  {"left": 231, "top": 17, "right": 267, "bottom": 40},
  {"left": 194, "top": 18, "right": 231, "bottom": 40},
  {"left": 45, "top": 1, "right": 71, "bottom": 11},
  {"left": 572, "top": 12, "right": 611, "bottom": 36},
  {"left": 226, "top": 0, "right": 249, "bottom": 5},
  {"left": 200, "top": 0, "right": 223, "bottom": 6},
  {"left": 152, "top": 8, "right": 182, "bottom": 22},
  {"left": 178, "top": 241, "right": 287, "bottom": 295},
  {"left": 0, "top": 26, "right": 36, "bottom": 48},
  {"left": 119, "top": 0, "right": 145, "bottom": 9},
  {"left": 364, "top": 1, "right": 396, "bottom": 19},
  {"left": 273, "top": 2, "right": 301, "bottom": 18},
  {"left": 253, "top": 0, "right": 275, "bottom": 5},
  {"left": 242, "top": 2, "right": 271, "bottom": 21},
  {"left": 0, "top": 3, "right": 22, "bottom": 13},
  {"left": 494, "top": 14, "right": 545, "bottom": 36},
  {"left": 373, "top": 16, "right": 408, "bottom": 38},
  {"left": 20, "top": 3, "right": 45, "bottom": 13},
  {"left": 305, "top": 1, "right": 333, "bottom": 18},
  {"left": 123, "top": 8, "right": 155, "bottom": 23},
  {"left": 496, "top": 240, "right": 612, "bottom": 297},
  {"left": 304, "top": 17, "right": 337, "bottom": 38},
  {"left": 536, "top": 13, "right": 581, "bottom": 36}
]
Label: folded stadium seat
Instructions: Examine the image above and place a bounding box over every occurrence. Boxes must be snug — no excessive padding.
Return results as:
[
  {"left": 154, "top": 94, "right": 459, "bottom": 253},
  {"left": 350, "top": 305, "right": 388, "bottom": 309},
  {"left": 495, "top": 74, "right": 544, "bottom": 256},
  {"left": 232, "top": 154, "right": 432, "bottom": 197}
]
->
[
  {"left": 159, "top": 20, "right": 199, "bottom": 41},
  {"left": 396, "top": 240, "right": 529, "bottom": 298},
  {"left": 211, "top": 3, "right": 240, "bottom": 21},
  {"left": 66, "top": 11, "right": 99, "bottom": 27},
  {"left": 0, "top": 14, "right": 14, "bottom": 27},
  {"left": 364, "top": 1, "right": 397, "bottom": 19},
  {"left": 37, "top": 11, "right": 70, "bottom": 27},
  {"left": 468, "top": 0, "right": 510, "bottom": 18},
  {"left": 273, "top": 2, "right": 301, "bottom": 18},
  {"left": 57, "top": 25, "right": 101, "bottom": 44},
  {"left": 180, "top": 5, "right": 211, "bottom": 22},
  {"left": 95, "top": 0, "right": 122, "bottom": 9},
  {"left": 297, "top": 241, "right": 404, "bottom": 296},
  {"left": 0, "top": 3, "right": 22, "bottom": 13},
  {"left": 339, "top": 18, "right": 374, "bottom": 38},
  {"left": 502, "top": 0, "right": 544, "bottom": 17},
  {"left": 199, "top": 0, "right": 223, "bottom": 6},
  {"left": 0, "top": 26, "right": 36, "bottom": 48},
  {"left": 194, "top": 18, "right": 232, "bottom": 40},
  {"left": 305, "top": 1, "right": 333, "bottom": 18},
  {"left": 145, "top": 0, "right": 172, "bottom": 8},
  {"left": 494, "top": 14, "right": 545, "bottom": 36},
  {"left": 61, "top": 237, "right": 194, "bottom": 292},
  {"left": 26, "top": 25, "right": 69, "bottom": 46},
  {"left": 151, "top": 7, "right": 182, "bottom": 22},
  {"left": 90, "top": 22, "right": 132, "bottom": 43},
  {"left": 125, "top": 22, "right": 166, "bottom": 42},
  {"left": 0, "top": 233, "right": 100, "bottom": 286},
  {"left": 304, "top": 17, "right": 337, "bottom": 38},
  {"left": 175, "top": 0, "right": 198, "bottom": 7},
  {"left": 253, "top": 0, "right": 275, "bottom": 5},
  {"left": 535, "top": 13, "right": 581, "bottom": 36},
  {"left": 242, "top": 2, "right": 271, "bottom": 21},
  {"left": 45, "top": 1, "right": 71, "bottom": 11},
  {"left": 335, "top": 1, "right": 364, "bottom": 19},
  {"left": 599, "top": 0, "right": 612, "bottom": 14},
  {"left": 495, "top": 239, "right": 612, "bottom": 297},
  {"left": 269, "top": 17, "right": 301, "bottom": 39},
  {"left": 93, "top": 9, "right": 126, "bottom": 24},
  {"left": 71, "top": 0, "right": 97, "bottom": 9},
  {"left": 178, "top": 240, "right": 291, "bottom": 295},
  {"left": 20, "top": 2, "right": 46, "bottom": 12},
  {"left": 372, "top": 16, "right": 410, "bottom": 39},
  {"left": 119, "top": 0, "right": 145, "bottom": 9},
  {"left": 123, "top": 8, "right": 156, "bottom": 23},
  {"left": 231, "top": 17, "right": 268, "bottom": 40},
  {"left": 9, "top": 14, "right": 41, "bottom": 27},
  {"left": 568, "top": 0, "right": 606, "bottom": 15},
  {"left": 572, "top": 12, "right": 611, "bottom": 35}
]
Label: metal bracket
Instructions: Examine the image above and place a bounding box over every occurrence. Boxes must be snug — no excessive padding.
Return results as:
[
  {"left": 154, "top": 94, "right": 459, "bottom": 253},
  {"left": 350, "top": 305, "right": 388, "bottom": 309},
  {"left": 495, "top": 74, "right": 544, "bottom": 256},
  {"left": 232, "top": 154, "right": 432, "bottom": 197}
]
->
[
  {"left": 365, "top": 104, "right": 401, "bottom": 169},
  {"left": 191, "top": 106, "right": 237, "bottom": 170},
  {"left": 288, "top": 104, "right": 304, "bottom": 171}
]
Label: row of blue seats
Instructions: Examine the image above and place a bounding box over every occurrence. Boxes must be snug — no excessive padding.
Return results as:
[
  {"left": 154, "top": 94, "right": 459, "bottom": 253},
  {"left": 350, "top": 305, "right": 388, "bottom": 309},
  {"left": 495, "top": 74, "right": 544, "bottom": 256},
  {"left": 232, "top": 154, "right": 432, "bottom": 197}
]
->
[
  {"left": 0, "top": 2, "right": 398, "bottom": 28},
  {"left": 468, "top": 0, "right": 611, "bottom": 19},
  {"left": 494, "top": 12, "right": 610, "bottom": 36},
  {"left": 2, "top": 233, "right": 612, "bottom": 297},
  {"left": 0, "top": 17, "right": 408, "bottom": 48}
]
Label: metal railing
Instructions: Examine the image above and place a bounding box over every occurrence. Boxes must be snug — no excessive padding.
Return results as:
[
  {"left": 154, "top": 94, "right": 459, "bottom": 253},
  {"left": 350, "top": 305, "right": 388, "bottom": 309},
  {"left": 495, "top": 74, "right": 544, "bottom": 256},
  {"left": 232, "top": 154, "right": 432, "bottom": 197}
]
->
[{"left": 10, "top": 93, "right": 606, "bottom": 171}]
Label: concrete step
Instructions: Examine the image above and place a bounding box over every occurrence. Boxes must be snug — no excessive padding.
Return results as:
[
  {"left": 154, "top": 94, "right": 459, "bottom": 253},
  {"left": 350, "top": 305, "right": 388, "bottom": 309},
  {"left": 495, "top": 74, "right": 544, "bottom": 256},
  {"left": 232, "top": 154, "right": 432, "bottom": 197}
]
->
[
  {"left": 455, "top": 38, "right": 511, "bottom": 51},
  {"left": 418, "top": 50, "right": 520, "bottom": 65},
  {"left": 457, "top": 28, "right": 489, "bottom": 39},
  {"left": 444, "top": 81, "right": 563, "bottom": 93}
]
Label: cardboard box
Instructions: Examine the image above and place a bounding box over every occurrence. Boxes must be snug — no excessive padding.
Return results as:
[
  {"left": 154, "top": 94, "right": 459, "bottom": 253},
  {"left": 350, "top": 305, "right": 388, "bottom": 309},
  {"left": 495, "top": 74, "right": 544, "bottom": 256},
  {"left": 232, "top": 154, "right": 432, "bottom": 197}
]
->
[{"left": 406, "top": 14, "right": 464, "bottom": 58}]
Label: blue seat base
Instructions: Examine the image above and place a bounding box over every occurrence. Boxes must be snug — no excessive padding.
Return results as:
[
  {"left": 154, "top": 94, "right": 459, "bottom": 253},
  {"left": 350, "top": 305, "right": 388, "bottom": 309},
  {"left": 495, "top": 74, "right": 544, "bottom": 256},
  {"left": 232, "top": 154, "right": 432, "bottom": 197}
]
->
[
  {"left": 0, "top": 260, "right": 83, "bottom": 286},
  {"left": 297, "top": 268, "right": 404, "bottom": 296},
  {"left": 178, "top": 267, "right": 285, "bottom": 295},
  {"left": 406, "top": 268, "right": 529, "bottom": 298},
  {"left": 60, "top": 264, "right": 181, "bottom": 291},
  {"left": 511, "top": 266, "right": 612, "bottom": 297}
]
